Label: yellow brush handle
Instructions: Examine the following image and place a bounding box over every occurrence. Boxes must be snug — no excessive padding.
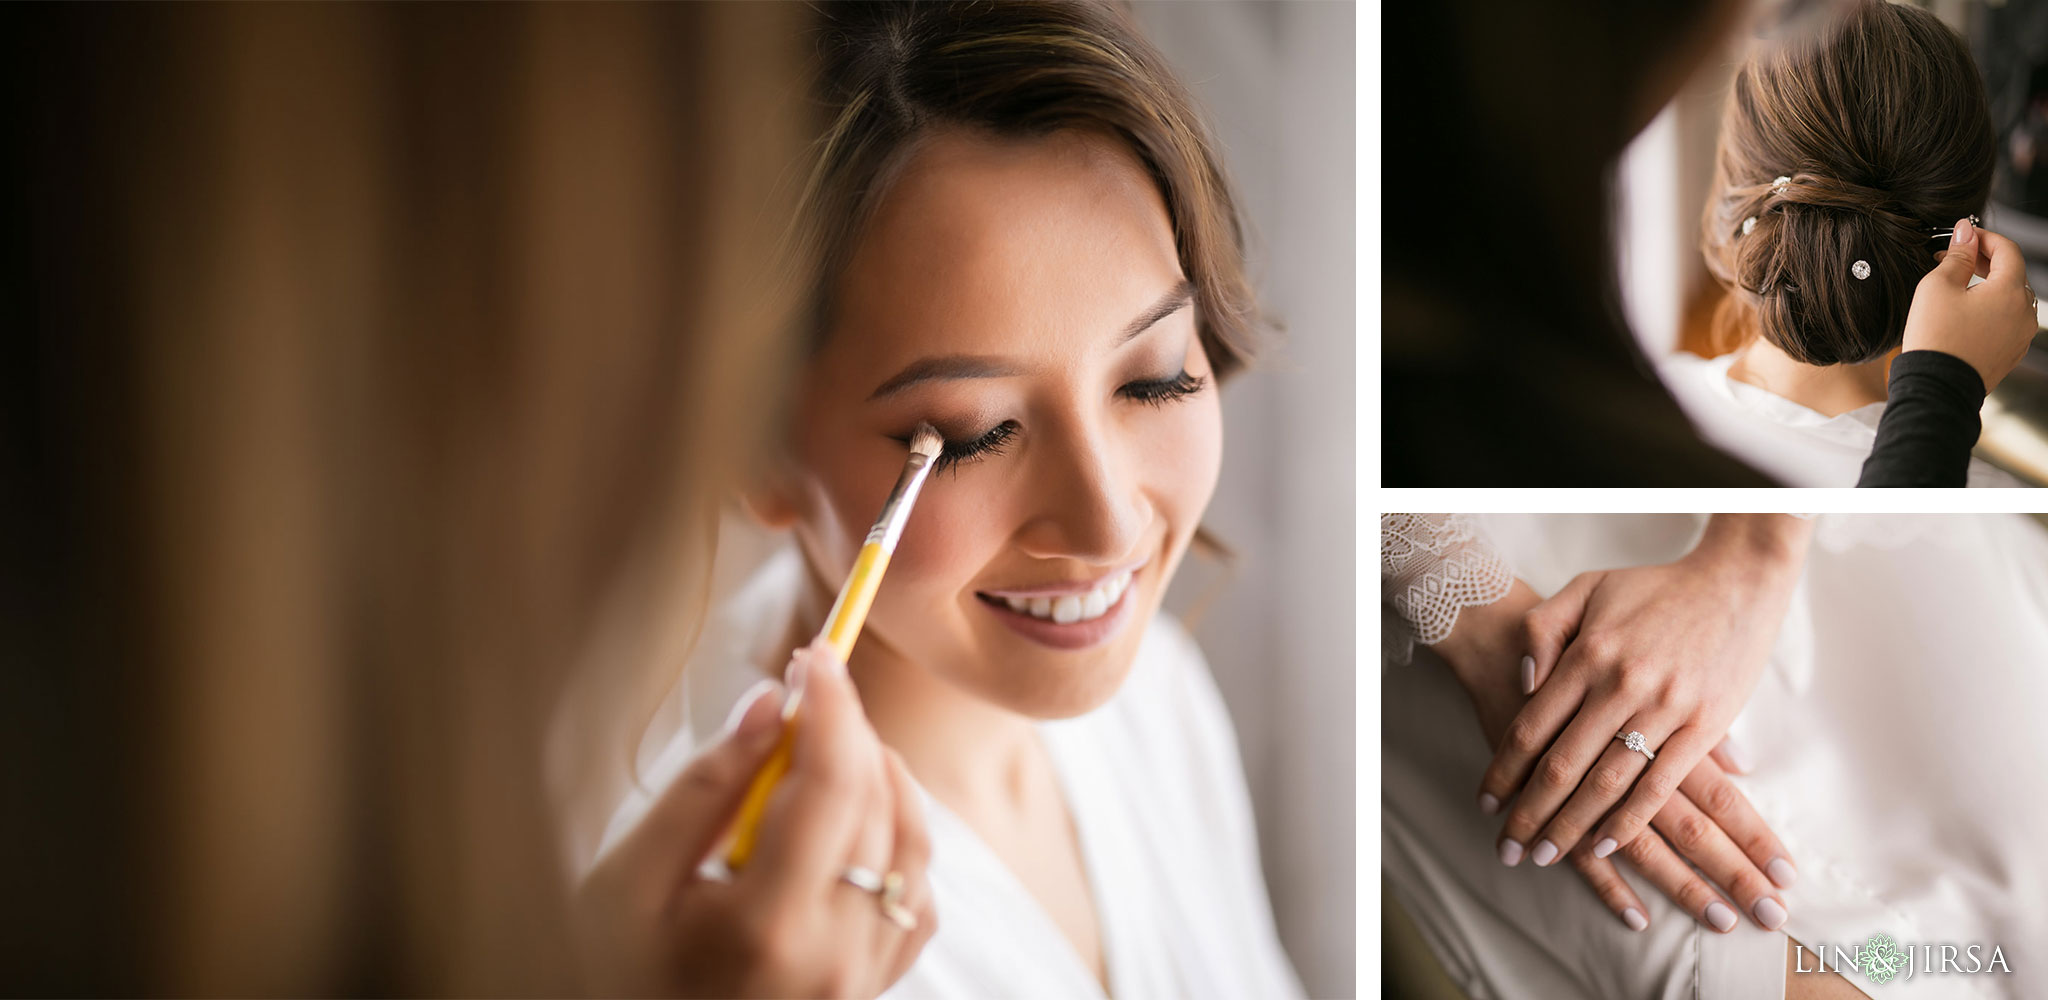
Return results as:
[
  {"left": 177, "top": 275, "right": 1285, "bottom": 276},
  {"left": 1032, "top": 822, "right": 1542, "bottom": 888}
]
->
[{"left": 722, "top": 542, "right": 889, "bottom": 870}]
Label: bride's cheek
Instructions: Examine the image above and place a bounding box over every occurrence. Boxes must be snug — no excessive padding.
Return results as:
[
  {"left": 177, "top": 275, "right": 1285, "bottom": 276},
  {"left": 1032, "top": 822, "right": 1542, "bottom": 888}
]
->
[{"left": 884, "top": 490, "right": 997, "bottom": 607}]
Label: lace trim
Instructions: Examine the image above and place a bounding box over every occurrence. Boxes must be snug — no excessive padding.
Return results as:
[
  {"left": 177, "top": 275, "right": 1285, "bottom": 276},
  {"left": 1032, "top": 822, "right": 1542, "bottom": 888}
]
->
[{"left": 1381, "top": 514, "right": 1513, "bottom": 664}]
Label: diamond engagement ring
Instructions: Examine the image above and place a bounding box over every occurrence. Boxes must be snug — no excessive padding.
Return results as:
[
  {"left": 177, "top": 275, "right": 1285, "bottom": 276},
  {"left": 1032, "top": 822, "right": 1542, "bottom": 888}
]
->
[{"left": 1616, "top": 730, "right": 1656, "bottom": 761}]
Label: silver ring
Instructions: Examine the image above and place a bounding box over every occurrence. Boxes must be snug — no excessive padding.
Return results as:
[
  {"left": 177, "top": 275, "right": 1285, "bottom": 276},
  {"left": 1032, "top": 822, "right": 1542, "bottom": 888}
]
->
[
  {"left": 1615, "top": 730, "right": 1657, "bottom": 761},
  {"left": 840, "top": 864, "right": 885, "bottom": 893}
]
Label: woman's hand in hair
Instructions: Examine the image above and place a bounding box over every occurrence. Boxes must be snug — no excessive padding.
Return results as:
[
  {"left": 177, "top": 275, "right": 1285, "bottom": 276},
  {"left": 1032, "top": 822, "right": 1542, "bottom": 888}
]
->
[
  {"left": 1432, "top": 580, "right": 1796, "bottom": 934},
  {"left": 1906, "top": 217, "right": 2039, "bottom": 392},
  {"left": 1472, "top": 515, "right": 1809, "bottom": 929},
  {"left": 573, "top": 641, "right": 936, "bottom": 998}
]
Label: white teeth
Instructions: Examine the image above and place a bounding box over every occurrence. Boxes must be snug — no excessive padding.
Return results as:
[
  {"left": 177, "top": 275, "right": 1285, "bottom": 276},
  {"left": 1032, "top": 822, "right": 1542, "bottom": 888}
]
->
[
  {"left": 1081, "top": 590, "right": 1107, "bottom": 620},
  {"left": 996, "top": 569, "right": 1136, "bottom": 625}
]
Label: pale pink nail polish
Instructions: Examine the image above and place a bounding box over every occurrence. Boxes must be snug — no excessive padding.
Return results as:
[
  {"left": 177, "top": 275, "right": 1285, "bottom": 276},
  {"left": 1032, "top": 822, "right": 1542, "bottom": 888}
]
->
[
  {"left": 1478, "top": 792, "right": 1501, "bottom": 815},
  {"left": 1520, "top": 655, "right": 1536, "bottom": 694},
  {"left": 1706, "top": 901, "right": 1738, "bottom": 932},
  {"left": 722, "top": 678, "right": 778, "bottom": 736},
  {"left": 1766, "top": 857, "right": 1798, "bottom": 889},
  {"left": 1531, "top": 839, "right": 1559, "bottom": 867},
  {"left": 1499, "top": 839, "right": 1524, "bottom": 867},
  {"left": 1622, "top": 908, "right": 1648, "bottom": 932},
  {"left": 1754, "top": 897, "right": 1788, "bottom": 930},
  {"left": 1593, "top": 837, "right": 1618, "bottom": 859}
]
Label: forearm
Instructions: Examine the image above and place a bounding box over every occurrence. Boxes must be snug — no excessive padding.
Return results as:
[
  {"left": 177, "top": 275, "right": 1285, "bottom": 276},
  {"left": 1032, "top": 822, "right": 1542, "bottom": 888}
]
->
[{"left": 1688, "top": 515, "right": 1812, "bottom": 593}]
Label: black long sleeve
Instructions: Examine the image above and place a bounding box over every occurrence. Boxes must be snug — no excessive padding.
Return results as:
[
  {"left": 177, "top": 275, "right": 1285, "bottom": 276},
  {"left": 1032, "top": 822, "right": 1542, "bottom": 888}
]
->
[{"left": 1857, "top": 350, "right": 1985, "bottom": 487}]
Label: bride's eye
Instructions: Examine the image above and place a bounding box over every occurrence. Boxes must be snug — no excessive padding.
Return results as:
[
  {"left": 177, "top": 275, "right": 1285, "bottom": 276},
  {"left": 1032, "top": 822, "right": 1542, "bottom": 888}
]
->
[
  {"left": 914, "top": 420, "right": 1020, "bottom": 473},
  {"left": 1118, "top": 370, "right": 1208, "bottom": 407}
]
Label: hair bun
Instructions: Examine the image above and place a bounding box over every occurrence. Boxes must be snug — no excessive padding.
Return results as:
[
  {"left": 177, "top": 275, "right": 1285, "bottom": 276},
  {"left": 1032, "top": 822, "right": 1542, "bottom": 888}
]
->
[{"left": 1698, "top": 0, "right": 1994, "bottom": 365}]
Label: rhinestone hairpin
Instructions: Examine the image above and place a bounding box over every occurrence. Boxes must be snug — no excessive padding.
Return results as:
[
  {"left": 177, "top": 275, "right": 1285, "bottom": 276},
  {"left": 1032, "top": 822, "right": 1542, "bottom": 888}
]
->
[
  {"left": 1771, "top": 175, "right": 1791, "bottom": 194},
  {"left": 1742, "top": 216, "right": 1757, "bottom": 236},
  {"left": 1851, "top": 260, "right": 1872, "bottom": 280}
]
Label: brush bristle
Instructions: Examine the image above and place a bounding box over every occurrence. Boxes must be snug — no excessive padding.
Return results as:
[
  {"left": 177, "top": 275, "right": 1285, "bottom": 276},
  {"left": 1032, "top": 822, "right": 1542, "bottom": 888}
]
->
[{"left": 907, "top": 422, "right": 943, "bottom": 460}]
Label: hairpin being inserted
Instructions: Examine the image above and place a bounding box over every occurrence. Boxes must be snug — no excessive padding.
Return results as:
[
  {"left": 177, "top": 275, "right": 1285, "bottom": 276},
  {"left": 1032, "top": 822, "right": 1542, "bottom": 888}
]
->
[{"left": 1927, "top": 215, "right": 1981, "bottom": 241}]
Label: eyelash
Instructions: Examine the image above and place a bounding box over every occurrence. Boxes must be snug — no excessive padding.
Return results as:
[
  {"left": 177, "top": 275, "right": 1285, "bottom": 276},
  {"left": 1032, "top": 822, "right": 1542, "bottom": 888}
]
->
[
  {"left": 914, "top": 369, "right": 1208, "bottom": 473},
  {"left": 1118, "top": 370, "right": 1208, "bottom": 407}
]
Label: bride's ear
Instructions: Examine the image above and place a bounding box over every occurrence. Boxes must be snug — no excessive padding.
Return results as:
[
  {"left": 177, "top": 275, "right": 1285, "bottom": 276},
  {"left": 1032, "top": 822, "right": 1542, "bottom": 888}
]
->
[{"left": 737, "top": 460, "right": 803, "bottom": 531}]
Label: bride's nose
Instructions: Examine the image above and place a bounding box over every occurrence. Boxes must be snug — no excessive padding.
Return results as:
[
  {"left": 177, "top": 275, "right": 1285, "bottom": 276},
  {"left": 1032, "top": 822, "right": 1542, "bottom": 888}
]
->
[{"left": 1012, "top": 422, "right": 1148, "bottom": 567}]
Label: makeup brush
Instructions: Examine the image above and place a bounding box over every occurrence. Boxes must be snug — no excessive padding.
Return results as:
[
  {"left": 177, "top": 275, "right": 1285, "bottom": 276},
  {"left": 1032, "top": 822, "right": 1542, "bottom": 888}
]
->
[{"left": 720, "top": 422, "right": 944, "bottom": 871}]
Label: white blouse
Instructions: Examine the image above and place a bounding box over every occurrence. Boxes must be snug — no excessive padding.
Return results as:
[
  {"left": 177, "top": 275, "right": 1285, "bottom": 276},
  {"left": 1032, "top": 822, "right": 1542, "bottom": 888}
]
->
[
  {"left": 595, "top": 547, "right": 1304, "bottom": 1000},
  {"left": 1657, "top": 351, "right": 2021, "bottom": 488}
]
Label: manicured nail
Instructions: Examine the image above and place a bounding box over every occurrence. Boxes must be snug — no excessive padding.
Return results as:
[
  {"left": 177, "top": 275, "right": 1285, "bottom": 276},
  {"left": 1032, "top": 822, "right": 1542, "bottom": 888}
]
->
[
  {"left": 1722, "top": 737, "right": 1754, "bottom": 773},
  {"left": 1531, "top": 839, "right": 1559, "bottom": 867},
  {"left": 783, "top": 648, "right": 810, "bottom": 694},
  {"left": 1499, "top": 839, "right": 1524, "bottom": 867},
  {"left": 1753, "top": 897, "right": 1788, "bottom": 931},
  {"left": 1766, "top": 857, "right": 1798, "bottom": 889},
  {"left": 723, "top": 678, "right": 779, "bottom": 736},
  {"left": 1478, "top": 792, "right": 1501, "bottom": 815},
  {"left": 808, "top": 637, "right": 847, "bottom": 679},
  {"left": 1622, "top": 907, "right": 1648, "bottom": 932},
  {"left": 1706, "top": 901, "right": 1738, "bottom": 932},
  {"left": 1954, "top": 216, "right": 1975, "bottom": 246},
  {"left": 1520, "top": 655, "right": 1536, "bottom": 694},
  {"left": 1593, "top": 837, "right": 1618, "bottom": 859}
]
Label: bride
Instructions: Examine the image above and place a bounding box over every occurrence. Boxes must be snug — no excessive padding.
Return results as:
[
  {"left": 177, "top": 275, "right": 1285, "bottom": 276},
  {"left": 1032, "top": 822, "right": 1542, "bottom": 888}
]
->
[
  {"left": 1384, "top": 512, "right": 2048, "bottom": 999},
  {"left": 1656, "top": 0, "right": 2034, "bottom": 487},
  {"left": 578, "top": 3, "right": 1303, "bottom": 998}
]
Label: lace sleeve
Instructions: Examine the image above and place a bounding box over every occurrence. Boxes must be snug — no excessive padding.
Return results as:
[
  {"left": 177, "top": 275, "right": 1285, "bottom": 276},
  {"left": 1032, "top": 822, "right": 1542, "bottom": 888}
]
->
[{"left": 1381, "top": 514, "right": 1514, "bottom": 665}]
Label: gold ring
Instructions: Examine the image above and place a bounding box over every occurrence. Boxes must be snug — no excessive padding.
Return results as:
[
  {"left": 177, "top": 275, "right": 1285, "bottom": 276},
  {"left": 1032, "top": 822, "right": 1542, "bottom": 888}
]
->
[
  {"left": 841, "top": 866, "right": 916, "bottom": 931},
  {"left": 880, "top": 870, "right": 917, "bottom": 931}
]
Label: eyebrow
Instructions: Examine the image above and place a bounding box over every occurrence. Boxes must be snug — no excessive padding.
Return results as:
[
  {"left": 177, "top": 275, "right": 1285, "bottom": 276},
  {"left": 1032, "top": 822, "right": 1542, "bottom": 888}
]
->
[{"left": 866, "top": 280, "right": 1196, "bottom": 401}]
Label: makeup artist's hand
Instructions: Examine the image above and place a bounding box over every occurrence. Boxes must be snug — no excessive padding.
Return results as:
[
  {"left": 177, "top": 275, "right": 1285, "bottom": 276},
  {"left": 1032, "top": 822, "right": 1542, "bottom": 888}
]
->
[
  {"left": 1434, "top": 581, "right": 1798, "bottom": 934},
  {"left": 1477, "top": 515, "right": 1809, "bottom": 901},
  {"left": 574, "top": 641, "right": 936, "bottom": 998},
  {"left": 1909, "top": 217, "right": 2039, "bottom": 392}
]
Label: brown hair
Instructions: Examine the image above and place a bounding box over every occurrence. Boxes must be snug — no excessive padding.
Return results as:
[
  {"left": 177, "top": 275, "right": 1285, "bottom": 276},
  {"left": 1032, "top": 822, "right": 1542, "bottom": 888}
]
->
[
  {"left": 1701, "top": 0, "right": 1994, "bottom": 364},
  {"left": 798, "top": 0, "right": 1261, "bottom": 383}
]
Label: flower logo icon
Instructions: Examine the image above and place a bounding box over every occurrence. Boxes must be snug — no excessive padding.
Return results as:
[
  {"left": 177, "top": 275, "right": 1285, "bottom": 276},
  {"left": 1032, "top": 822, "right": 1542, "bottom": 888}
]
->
[{"left": 1858, "top": 932, "right": 1909, "bottom": 985}]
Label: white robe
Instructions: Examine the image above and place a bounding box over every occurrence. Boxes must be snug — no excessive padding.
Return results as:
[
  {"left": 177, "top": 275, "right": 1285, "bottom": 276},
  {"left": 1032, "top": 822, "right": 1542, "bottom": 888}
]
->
[
  {"left": 1656, "top": 351, "right": 2023, "bottom": 488},
  {"left": 597, "top": 547, "right": 1304, "bottom": 1000},
  {"left": 1385, "top": 514, "right": 2048, "bottom": 999}
]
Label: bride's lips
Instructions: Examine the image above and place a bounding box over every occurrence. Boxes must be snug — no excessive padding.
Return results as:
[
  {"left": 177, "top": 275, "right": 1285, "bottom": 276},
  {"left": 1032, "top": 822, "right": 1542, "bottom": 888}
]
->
[{"left": 974, "top": 562, "right": 1145, "bottom": 650}]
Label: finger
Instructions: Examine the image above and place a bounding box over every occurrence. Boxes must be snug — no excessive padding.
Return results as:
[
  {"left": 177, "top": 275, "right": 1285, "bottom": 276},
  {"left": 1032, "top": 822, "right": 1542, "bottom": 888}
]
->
[
  {"left": 1614, "top": 824, "right": 1742, "bottom": 933},
  {"left": 882, "top": 750, "right": 937, "bottom": 988},
  {"left": 1975, "top": 226, "right": 2030, "bottom": 291},
  {"left": 1926, "top": 216, "right": 1982, "bottom": 287},
  {"left": 1680, "top": 757, "right": 1798, "bottom": 891},
  {"left": 1588, "top": 723, "right": 1716, "bottom": 866},
  {"left": 1500, "top": 699, "right": 1640, "bottom": 868},
  {"left": 1650, "top": 791, "right": 1789, "bottom": 931},
  {"left": 1519, "top": 571, "right": 1602, "bottom": 694},
  {"left": 1565, "top": 838, "right": 1651, "bottom": 932},
  {"left": 746, "top": 641, "right": 880, "bottom": 904},
  {"left": 617, "top": 679, "right": 787, "bottom": 889},
  {"left": 1707, "top": 734, "right": 1752, "bottom": 775},
  {"left": 1931, "top": 247, "right": 1993, "bottom": 280},
  {"left": 1531, "top": 723, "right": 1664, "bottom": 865},
  {"left": 1475, "top": 668, "right": 1587, "bottom": 824},
  {"left": 838, "top": 753, "right": 899, "bottom": 963}
]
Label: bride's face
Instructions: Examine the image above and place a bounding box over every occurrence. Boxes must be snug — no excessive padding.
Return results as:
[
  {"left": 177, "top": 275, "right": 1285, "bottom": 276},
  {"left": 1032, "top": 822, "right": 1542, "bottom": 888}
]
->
[{"left": 780, "top": 128, "right": 1222, "bottom": 718}]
